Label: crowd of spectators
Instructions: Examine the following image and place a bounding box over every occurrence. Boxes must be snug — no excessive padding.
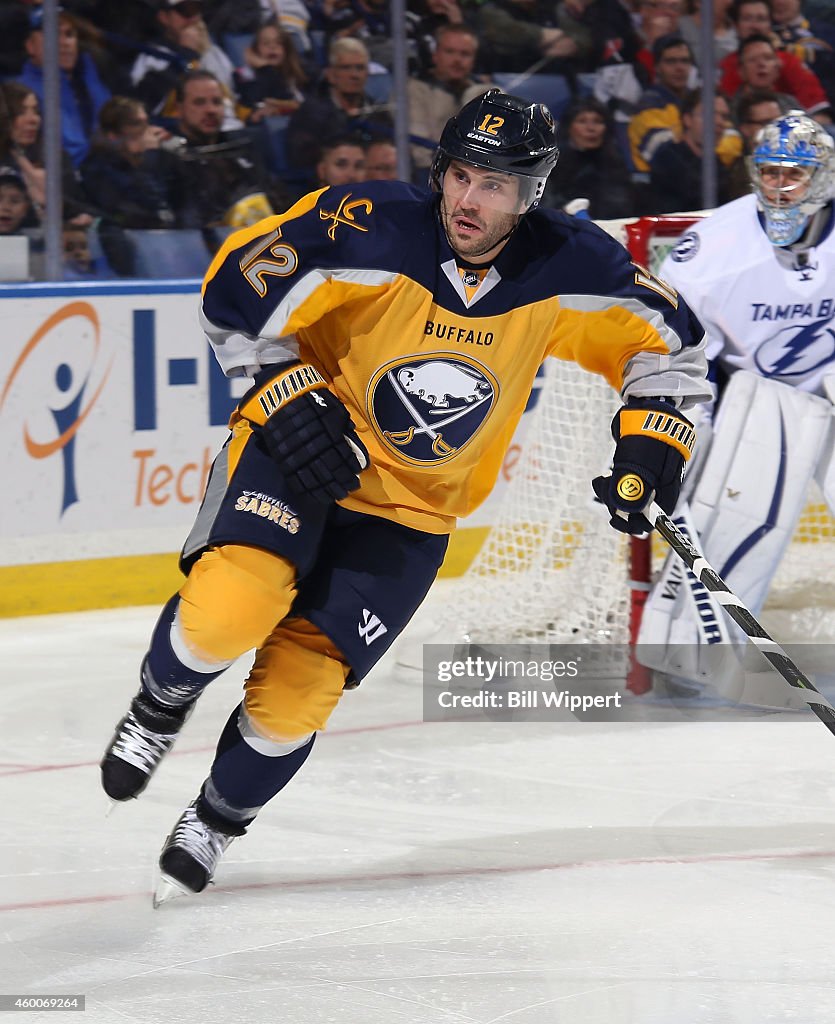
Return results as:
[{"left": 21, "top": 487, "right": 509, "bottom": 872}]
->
[{"left": 0, "top": 0, "right": 834, "bottom": 279}]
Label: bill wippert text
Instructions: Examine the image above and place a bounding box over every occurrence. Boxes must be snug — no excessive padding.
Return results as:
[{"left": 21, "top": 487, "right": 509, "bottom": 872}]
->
[{"left": 436, "top": 689, "right": 624, "bottom": 711}]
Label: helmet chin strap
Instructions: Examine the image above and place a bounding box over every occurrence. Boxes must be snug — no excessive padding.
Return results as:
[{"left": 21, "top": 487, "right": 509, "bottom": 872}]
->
[{"left": 441, "top": 195, "right": 522, "bottom": 260}]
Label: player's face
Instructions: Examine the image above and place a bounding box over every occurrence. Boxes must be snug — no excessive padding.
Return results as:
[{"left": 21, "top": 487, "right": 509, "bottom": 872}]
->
[
  {"left": 758, "top": 163, "right": 811, "bottom": 205},
  {"left": 441, "top": 160, "right": 522, "bottom": 263}
]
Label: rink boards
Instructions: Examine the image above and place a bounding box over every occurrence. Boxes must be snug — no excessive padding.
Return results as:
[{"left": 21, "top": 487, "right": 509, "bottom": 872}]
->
[{"left": 0, "top": 280, "right": 530, "bottom": 616}]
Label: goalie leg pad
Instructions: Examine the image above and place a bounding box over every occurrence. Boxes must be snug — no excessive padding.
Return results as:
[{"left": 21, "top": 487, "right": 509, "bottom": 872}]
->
[
  {"left": 638, "top": 371, "right": 832, "bottom": 683},
  {"left": 814, "top": 373, "right": 835, "bottom": 513},
  {"left": 689, "top": 371, "right": 832, "bottom": 614}
]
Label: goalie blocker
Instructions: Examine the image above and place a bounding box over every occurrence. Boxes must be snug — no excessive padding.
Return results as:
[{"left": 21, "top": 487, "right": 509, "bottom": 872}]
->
[{"left": 637, "top": 370, "right": 835, "bottom": 699}]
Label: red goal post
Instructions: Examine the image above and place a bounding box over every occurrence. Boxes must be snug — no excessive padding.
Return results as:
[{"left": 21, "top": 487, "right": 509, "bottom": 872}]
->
[{"left": 613, "top": 215, "right": 704, "bottom": 693}]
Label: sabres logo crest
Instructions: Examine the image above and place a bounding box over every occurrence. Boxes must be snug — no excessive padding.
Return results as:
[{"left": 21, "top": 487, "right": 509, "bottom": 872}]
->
[{"left": 367, "top": 354, "right": 498, "bottom": 464}]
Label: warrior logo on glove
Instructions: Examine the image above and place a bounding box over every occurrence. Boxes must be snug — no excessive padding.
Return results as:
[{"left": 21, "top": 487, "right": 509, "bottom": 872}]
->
[
  {"left": 592, "top": 398, "right": 695, "bottom": 535},
  {"left": 616, "top": 474, "right": 645, "bottom": 501}
]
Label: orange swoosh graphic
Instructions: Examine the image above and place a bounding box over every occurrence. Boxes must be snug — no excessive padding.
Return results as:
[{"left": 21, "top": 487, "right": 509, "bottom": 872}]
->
[{"left": 1, "top": 301, "right": 112, "bottom": 456}]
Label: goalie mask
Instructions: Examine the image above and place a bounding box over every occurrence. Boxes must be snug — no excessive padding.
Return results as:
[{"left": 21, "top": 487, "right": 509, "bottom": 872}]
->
[
  {"left": 747, "top": 110, "right": 835, "bottom": 246},
  {"left": 430, "top": 89, "right": 559, "bottom": 213}
]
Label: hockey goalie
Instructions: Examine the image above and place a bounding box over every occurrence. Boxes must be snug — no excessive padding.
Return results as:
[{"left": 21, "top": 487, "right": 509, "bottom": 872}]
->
[{"left": 636, "top": 111, "right": 835, "bottom": 704}]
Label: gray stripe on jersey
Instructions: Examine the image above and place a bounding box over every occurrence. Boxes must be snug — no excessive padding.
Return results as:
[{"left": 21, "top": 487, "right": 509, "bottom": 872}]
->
[
  {"left": 558, "top": 293, "right": 711, "bottom": 408},
  {"left": 259, "top": 267, "right": 397, "bottom": 339},
  {"left": 199, "top": 308, "right": 300, "bottom": 378},
  {"left": 558, "top": 293, "right": 687, "bottom": 353},
  {"left": 621, "top": 347, "right": 712, "bottom": 409},
  {"left": 181, "top": 444, "right": 230, "bottom": 563}
]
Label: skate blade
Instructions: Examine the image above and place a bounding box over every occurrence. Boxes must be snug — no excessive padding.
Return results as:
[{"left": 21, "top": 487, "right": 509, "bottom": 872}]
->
[{"left": 153, "top": 873, "right": 194, "bottom": 909}]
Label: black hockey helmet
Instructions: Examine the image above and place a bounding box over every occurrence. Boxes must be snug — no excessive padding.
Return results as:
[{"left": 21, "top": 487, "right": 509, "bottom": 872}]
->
[{"left": 430, "top": 89, "right": 559, "bottom": 211}]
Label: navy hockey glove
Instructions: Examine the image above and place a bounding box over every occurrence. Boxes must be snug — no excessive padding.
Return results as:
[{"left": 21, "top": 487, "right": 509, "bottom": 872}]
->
[
  {"left": 240, "top": 362, "right": 369, "bottom": 504},
  {"left": 591, "top": 398, "right": 695, "bottom": 535}
]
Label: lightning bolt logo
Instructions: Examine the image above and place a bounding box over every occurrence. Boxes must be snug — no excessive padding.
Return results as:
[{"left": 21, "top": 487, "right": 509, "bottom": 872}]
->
[{"left": 754, "top": 313, "right": 835, "bottom": 378}]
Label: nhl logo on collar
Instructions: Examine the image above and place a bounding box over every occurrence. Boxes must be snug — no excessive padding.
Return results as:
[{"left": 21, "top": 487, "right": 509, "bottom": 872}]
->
[{"left": 367, "top": 353, "right": 498, "bottom": 464}]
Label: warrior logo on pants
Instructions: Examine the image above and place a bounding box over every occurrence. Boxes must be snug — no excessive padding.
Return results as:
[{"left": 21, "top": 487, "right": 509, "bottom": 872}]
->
[{"left": 367, "top": 353, "right": 498, "bottom": 465}]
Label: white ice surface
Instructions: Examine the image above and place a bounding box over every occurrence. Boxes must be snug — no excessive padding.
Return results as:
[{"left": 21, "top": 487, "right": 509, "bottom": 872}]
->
[{"left": 2, "top": 604, "right": 835, "bottom": 1023}]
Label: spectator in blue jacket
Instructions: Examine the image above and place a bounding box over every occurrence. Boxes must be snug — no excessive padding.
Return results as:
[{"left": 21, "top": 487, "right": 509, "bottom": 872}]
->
[{"left": 20, "top": 9, "right": 111, "bottom": 167}]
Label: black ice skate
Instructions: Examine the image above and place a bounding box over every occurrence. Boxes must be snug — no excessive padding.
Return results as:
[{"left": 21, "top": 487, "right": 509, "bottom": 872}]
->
[
  {"left": 100, "top": 688, "right": 194, "bottom": 801},
  {"left": 154, "top": 798, "right": 247, "bottom": 907}
]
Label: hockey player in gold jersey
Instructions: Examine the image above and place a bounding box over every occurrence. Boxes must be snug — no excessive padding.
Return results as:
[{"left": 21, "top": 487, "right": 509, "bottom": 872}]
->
[{"left": 100, "top": 90, "right": 711, "bottom": 905}]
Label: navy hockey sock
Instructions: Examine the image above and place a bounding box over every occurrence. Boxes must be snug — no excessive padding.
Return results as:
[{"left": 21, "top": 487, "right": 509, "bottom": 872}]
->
[
  {"left": 200, "top": 703, "right": 316, "bottom": 824},
  {"left": 142, "top": 595, "right": 231, "bottom": 707}
]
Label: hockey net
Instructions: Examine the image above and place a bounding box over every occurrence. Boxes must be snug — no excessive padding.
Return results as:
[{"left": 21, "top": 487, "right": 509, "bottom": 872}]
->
[{"left": 397, "top": 215, "right": 835, "bottom": 678}]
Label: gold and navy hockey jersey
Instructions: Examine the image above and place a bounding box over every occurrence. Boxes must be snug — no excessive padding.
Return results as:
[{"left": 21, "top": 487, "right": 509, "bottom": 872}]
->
[{"left": 200, "top": 181, "right": 709, "bottom": 533}]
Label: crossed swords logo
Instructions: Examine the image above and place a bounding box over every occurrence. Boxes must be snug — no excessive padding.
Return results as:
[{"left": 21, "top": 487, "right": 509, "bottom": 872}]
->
[
  {"left": 383, "top": 369, "right": 492, "bottom": 457},
  {"left": 319, "top": 194, "right": 373, "bottom": 241}
]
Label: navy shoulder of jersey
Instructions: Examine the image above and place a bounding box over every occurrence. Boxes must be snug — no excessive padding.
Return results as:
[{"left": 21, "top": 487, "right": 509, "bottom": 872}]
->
[
  {"left": 505, "top": 208, "right": 703, "bottom": 350},
  {"left": 487, "top": 208, "right": 630, "bottom": 296},
  {"left": 202, "top": 180, "right": 438, "bottom": 338}
]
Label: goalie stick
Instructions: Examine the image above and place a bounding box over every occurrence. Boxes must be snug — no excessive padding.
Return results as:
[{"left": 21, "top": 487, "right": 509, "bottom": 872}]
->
[{"left": 646, "top": 501, "right": 835, "bottom": 735}]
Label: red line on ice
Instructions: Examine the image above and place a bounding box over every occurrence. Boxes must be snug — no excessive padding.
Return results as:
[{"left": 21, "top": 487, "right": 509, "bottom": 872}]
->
[
  {"left": 2, "top": 847, "right": 834, "bottom": 913},
  {"left": 0, "top": 719, "right": 425, "bottom": 776}
]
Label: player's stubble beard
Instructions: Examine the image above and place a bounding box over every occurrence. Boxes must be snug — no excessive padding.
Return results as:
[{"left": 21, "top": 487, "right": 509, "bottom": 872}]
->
[{"left": 440, "top": 195, "right": 520, "bottom": 263}]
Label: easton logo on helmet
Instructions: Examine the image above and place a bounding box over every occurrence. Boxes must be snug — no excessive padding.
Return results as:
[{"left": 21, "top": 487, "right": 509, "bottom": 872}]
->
[{"left": 430, "top": 89, "right": 559, "bottom": 212}]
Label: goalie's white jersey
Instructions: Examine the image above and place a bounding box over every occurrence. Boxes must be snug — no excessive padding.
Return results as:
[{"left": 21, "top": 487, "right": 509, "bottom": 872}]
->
[{"left": 659, "top": 194, "right": 835, "bottom": 396}]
